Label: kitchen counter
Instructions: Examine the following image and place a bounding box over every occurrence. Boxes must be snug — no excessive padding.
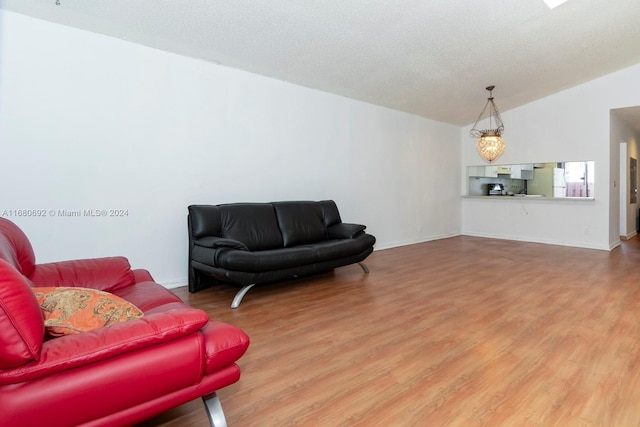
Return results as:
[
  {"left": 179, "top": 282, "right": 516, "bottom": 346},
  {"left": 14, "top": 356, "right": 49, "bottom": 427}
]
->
[{"left": 463, "top": 195, "right": 595, "bottom": 201}]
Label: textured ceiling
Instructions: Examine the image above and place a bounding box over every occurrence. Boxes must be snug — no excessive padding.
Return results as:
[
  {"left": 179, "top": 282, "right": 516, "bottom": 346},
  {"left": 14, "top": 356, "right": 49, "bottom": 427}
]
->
[{"left": 2, "top": 0, "right": 640, "bottom": 126}]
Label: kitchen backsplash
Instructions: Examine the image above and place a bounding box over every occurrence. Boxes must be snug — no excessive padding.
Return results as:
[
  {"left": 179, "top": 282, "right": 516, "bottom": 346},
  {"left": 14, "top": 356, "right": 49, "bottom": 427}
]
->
[{"left": 468, "top": 177, "right": 526, "bottom": 196}]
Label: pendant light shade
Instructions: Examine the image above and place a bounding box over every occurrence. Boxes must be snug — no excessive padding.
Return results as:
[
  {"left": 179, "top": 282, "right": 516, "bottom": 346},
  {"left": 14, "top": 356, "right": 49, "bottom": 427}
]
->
[
  {"left": 476, "top": 134, "right": 505, "bottom": 163},
  {"left": 470, "top": 86, "right": 505, "bottom": 163}
]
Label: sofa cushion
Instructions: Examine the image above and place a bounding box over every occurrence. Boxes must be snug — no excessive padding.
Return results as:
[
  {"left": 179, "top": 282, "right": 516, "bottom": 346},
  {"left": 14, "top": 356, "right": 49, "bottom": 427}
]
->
[
  {"left": 303, "top": 236, "right": 377, "bottom": 262},
  {"left": 219, "top": 204, "right": 284, "bottom": 251},
  {"left": 112, "top": 281, "right": 183, "bottom": 312},
  {"left": 195, "top": 246, "right": 317, "bottom": 272},
  {"left": 28, "top": 257, "right": 136, "bottom": 292},
  {"left": 0, "top": 259, "right": 44, "bottom": 369},
  {"left": 189, "top": 205, "right": 223, "bottom": 238},
  {"left": 0, "top": 306, "right": 212, "bottom": 385},
  {"left": 0, "top": 218, "right": 37, "bottom": 276},
  {"left": 33, "top": 287, "right": 144, "bottom": 337},
  {"left": 273, "top": 202, "right": 328, "bottom": 247},
  {"left": 317, "top": 200, "right": 342, "bottom": 227}
]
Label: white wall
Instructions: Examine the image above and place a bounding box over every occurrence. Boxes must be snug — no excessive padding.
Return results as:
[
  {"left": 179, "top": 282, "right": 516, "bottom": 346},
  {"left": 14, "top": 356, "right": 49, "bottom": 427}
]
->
[
  {"left": 461, "top": 63, "right": 640, "bottom": 251},
  {"left": 0, "top": 11, "right": 462, "bottom": 287}
]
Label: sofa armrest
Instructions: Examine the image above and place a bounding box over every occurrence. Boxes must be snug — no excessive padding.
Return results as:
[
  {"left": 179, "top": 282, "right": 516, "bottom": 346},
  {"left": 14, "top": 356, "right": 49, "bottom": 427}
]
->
[
  {"left": 194, "top": 236, "right": 249, "bottom": 251},
  {"left": 0, "top": 306, "right": 210, "bottom": 385},
  {"left": 132, "top": 268, "right": 153, "bottom": 283},
  {"left": 327, "top": 223, "right": 366, "bottom": 239},
  {"left": 28, "top": 256, "right": 135, "bottom": 292}
]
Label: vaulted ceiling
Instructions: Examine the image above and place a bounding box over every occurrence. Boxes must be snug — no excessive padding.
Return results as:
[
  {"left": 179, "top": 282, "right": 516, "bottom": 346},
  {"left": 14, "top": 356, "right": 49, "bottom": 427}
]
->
[{"left": 3, "top": 0, "right": 640, "bottom": 126}]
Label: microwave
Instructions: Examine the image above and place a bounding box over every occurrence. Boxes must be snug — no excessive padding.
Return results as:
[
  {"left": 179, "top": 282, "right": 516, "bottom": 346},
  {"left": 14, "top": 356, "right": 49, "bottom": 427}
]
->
[{"left": 488, "top": 183, "right": 505, "bottom": 196}]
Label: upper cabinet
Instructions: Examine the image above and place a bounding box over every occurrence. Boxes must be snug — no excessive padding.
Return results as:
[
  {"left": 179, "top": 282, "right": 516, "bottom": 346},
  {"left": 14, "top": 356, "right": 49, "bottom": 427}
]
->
[
  {"left": 510, "top": 164, "right": 534, "bottom": 180},
  {"left": 468, "top": 165, "right": 498, "bottom": 178},
  {"left": 468, "top": 164, "right": 531, "bottom": 179}
]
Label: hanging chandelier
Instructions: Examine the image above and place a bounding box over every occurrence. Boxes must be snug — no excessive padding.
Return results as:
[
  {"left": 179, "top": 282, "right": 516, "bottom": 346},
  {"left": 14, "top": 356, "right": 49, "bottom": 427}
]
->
[{"left": 470, "top": 85, "right": 505, "bottom": 163}]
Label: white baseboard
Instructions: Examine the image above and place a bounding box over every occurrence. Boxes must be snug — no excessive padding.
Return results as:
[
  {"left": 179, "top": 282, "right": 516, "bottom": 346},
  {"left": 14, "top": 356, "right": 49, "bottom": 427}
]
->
[
  {"left": 621, "top": 231, "right": 637, "bottom": 241},
  {"left": 373, "top": 232, "right": 462, "bottom": 251},
  {"left": 462, "top": 231, "right": 613, "bottom": 252},
  {"left": 159, "top": 279, "right": 188, "bottom": 290}
]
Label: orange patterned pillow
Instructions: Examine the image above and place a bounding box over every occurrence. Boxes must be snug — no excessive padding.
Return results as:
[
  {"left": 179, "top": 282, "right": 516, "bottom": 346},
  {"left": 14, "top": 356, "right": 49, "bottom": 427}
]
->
[{"left": 33, "top": 287, "right": 144, "bottom": 337}]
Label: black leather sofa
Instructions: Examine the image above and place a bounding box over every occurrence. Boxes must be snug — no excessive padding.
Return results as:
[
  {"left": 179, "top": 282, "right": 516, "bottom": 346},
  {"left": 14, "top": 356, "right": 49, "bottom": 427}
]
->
[{"left": 188, "top": 200, "right": 376, "bottom": 308}]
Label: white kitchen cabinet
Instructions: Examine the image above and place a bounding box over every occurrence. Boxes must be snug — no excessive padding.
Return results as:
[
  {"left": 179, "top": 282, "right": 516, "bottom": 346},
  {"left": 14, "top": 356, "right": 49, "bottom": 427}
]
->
[
  {"left": 467, "top": 165, "right": 498, "bottom": 177},
  {"left": 510, "top": 164, "right": 533, "bottom": 180},
  {"left": 484, "top": 166, "right": 498, "bottom": 177},
  {"left": 468, "top": 165, "right": 510, "bottom": 178},
  {"left": 467, "top": 166, "right": 485, "bottom": 177}
]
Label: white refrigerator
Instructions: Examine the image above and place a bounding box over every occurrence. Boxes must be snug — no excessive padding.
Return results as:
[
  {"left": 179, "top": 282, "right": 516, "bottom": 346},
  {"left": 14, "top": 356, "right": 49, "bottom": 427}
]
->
[{"left": 527, "top": 167, "right": 566, "bottom": 197}]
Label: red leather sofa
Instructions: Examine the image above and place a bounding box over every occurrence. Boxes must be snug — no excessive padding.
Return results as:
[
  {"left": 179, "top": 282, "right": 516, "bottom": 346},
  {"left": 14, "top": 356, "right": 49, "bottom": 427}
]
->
[{"left": 0, "top": 218, "right": 249, "bottom": 427}]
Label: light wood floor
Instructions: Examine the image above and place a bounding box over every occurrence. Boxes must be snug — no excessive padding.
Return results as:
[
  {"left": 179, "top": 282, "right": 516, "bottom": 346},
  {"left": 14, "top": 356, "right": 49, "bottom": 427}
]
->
[{"left": 139, "top": 236, "right": 640, "bottom": 426}]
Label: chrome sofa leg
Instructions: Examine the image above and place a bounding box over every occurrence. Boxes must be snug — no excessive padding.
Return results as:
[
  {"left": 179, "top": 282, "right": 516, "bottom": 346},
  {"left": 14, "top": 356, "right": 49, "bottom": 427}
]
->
[
  {"left": 358, "top": 262, "right": 370, "bottom": 274},
  {"left": 203, "top": 392, "right": 228, "bottom": 427},
  {"left": 231, "top": 284, "right": 256, "bottom": 309}
]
